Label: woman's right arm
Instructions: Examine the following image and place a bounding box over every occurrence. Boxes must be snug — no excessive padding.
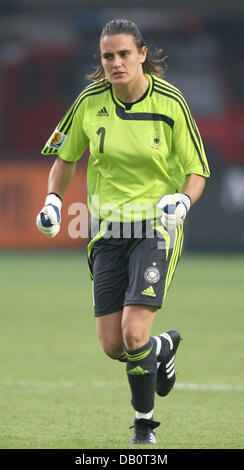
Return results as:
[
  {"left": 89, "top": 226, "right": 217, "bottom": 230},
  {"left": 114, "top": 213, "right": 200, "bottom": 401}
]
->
[
  {"left": 36, "top": 157, "right": 77, "bottom": 238},
  {"left": 48, "top": 157, "right": 77, "bottom": 198}
]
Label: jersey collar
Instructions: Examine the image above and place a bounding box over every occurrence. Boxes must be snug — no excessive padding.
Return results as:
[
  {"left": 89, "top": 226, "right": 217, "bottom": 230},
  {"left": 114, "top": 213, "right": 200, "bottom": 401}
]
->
[{"left": 110, "top": 74, "right": 153, "bottom": 110}]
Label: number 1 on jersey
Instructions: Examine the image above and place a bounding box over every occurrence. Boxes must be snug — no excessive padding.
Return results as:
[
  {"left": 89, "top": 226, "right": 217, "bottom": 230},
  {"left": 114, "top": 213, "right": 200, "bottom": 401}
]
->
[{"left": 97, "top": 127, "right": 106, "bottom": 153}]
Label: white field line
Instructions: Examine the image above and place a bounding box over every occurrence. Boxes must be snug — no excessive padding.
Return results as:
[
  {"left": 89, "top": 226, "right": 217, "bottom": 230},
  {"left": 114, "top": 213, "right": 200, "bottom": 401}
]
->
[
  {"left": 92, "top": 381, "right": 244, "bottom": 392},
  {"left": 1, "top": 380, "right": 244, "bottom": 392},
  {"left": 175, "top": 382, "right": 244, "bottom": 392},
  {"left": 1, "top": 380, "right": 74, "bottom": 388}
]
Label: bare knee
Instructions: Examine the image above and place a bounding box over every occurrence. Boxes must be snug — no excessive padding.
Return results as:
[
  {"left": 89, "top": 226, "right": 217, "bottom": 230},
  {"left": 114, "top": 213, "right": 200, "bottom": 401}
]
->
[
  {"left": 96, "top": 311, "right": 124, "bottom": 360},
  {"left": 100, "top": 338, "right": 124, "bottom": 360},
  {"left": 122, "top": 324, "right": 146, "bottom": 351},
  {"left": 122, "top": 305, "right": 157, "bottom": 351}
]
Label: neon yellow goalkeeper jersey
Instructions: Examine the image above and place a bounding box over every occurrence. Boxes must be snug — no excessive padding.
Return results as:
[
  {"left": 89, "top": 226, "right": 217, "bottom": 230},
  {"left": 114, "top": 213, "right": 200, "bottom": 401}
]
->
[{"left": 42, "top": 74, "right": 210, "bottom": 222}]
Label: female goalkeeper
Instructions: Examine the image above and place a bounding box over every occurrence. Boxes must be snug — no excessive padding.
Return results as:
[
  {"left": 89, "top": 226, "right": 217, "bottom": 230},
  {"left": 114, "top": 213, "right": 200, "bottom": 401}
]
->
[{"left": 37, "top": 18, "right": 210, "bottom": 445}]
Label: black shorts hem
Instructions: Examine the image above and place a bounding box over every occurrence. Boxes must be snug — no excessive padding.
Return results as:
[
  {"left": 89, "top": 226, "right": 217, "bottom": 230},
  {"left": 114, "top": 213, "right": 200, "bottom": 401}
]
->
[
  {"left": 123, "top": 300, "right": 162, "bottom": 310},
  {"left": 94, "top": 305, "right": 124, "bottom": 317}
]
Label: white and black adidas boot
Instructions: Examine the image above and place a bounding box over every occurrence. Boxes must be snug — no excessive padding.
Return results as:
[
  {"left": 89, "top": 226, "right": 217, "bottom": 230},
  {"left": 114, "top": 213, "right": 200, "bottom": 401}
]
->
[
  {"left": 156, "top": 329, "right": 182, "bottom": 397},
  {"left": 129, "top": 418, "right": 160, "bottom": 445}
]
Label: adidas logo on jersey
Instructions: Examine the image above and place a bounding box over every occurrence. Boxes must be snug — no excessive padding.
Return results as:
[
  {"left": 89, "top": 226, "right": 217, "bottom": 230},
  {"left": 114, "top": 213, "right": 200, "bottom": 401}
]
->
[
  {"left": 97, "top": 106, "right": 109, "bottom": 116},
  {"left": 141, "top": 286, "right": 156, "bottom": 297}
]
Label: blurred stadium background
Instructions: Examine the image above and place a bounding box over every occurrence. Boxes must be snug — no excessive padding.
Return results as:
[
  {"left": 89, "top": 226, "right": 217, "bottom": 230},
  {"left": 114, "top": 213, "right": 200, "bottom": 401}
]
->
[
  {"left": 0, "top": 0, "right": 243, "bottom": 251},
  {"left": 0, "top": 0, "right": 244, "bottom": 450}
]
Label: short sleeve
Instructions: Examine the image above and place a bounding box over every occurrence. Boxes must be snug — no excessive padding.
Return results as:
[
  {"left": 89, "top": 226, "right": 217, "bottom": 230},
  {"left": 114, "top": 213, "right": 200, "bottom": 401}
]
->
[{"left": 41, "top": 93, "right": 89, "bottom": 162}]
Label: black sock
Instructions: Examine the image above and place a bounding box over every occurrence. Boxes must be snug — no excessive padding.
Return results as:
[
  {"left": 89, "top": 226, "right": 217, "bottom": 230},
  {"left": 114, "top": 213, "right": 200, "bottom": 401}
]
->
[{"left": 125, "top": 338, "right": 157, "bottom": 413}]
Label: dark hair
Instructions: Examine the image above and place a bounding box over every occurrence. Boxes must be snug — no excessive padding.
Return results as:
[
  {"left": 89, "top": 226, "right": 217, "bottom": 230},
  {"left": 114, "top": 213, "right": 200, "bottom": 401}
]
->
[{"left": 86, "top": 18, "right": 167, "bottom": 83}]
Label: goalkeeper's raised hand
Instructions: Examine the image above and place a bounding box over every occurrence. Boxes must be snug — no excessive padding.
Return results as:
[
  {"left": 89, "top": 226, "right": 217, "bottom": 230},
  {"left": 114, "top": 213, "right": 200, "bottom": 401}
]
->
[
  {"left": 156, "top": 193, "right": 191, "bottom": 231},
  {"left": 36, "top": 193, "right": 62, "bottom": 238}
]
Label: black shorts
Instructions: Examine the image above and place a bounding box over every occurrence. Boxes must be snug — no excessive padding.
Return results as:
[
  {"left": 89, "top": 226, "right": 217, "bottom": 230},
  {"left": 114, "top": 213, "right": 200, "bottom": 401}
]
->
[{"left": 89, "top": 220, "right": 184, "bottom": 317}]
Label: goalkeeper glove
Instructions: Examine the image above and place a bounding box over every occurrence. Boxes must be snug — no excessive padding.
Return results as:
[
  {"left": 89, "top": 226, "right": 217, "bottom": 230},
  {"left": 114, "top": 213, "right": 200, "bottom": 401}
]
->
[
  {"left": 36, "top": 193, "right": 62, "bottom": 238},
  {"left": 156, "top": 193, "right": 191, "bottom": 231}
]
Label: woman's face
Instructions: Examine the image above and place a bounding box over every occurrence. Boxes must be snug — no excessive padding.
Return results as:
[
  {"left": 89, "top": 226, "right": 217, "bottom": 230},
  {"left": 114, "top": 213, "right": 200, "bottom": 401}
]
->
[{"left": 100, "top": 34, "right": 147, "bottom": 88}]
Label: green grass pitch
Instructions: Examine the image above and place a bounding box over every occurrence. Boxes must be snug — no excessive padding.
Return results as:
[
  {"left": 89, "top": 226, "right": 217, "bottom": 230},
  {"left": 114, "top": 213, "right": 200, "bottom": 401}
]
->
[{"left": 0, "top": 250, "right": 243, "bottom": 449}]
